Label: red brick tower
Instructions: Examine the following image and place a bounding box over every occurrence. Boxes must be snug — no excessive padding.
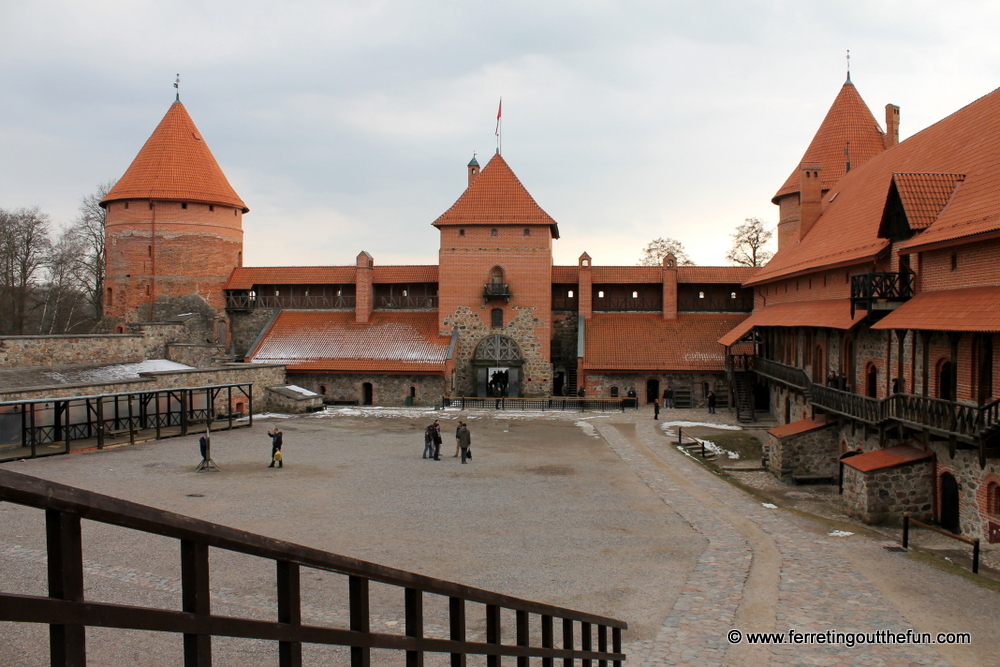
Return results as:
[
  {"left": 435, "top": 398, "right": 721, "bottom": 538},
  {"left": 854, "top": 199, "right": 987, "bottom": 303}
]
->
[
  {"left": 773, "top": 76, "right": 888, "bottom": 249},
  {"left": 433, "top": 153, "right": 559, "bottom": 397},
  {"left": 101, "top": 100, "right": 248, "bottom": 323}
]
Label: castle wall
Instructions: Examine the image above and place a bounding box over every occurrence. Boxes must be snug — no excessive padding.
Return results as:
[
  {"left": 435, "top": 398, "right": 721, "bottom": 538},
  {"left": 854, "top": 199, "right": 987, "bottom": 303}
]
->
[{"left": 288, "top": 372, "right": 446, "bottom": 407}]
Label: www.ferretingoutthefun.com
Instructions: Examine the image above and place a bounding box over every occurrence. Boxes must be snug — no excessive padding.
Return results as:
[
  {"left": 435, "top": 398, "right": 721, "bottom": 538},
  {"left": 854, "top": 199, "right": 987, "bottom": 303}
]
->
[{"left": 727, "top": 628, "right": 971, "bottom": 648}]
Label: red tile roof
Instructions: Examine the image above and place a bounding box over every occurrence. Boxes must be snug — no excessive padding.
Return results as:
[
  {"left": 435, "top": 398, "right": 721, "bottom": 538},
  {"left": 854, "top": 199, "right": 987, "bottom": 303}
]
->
[
  {"left": 582, "top": 313, "right": 747, "bottom": 372},
  {"left": 552, "top": 266, "right": 579, "bottom": 283},
  {"left": 842, "top": 444, "right": 931, "bottom": 473},
  {"left": 224, "top": 266, "right": 439, "bottom": 289},
  {"left": 767, "top": 414, "right": 834, "bottom": 439},
  {"left": 432, "top": 153, "right": 559, "bottom": 238},
  {"left": 891, "top": 173, "right": 966, "bottom": 231},
  {"left": 755, "top": 84, "right": 1000, "bottom": 284},
  {"left": 591, "top": 267, "right": 662, "bottom": 283},
  {"left": 718, "top": 299, "right": 863, "bottom": 346},
  {"left": 871, "top": 286, "right": 1000, "bottom": 332},
  {"left": 678, "top": 267, "right": 760, "bottom": 283},
  {"left": 247, "top": 311, "right": 451, "bottom": 372},
  {"left": 773, "top": 80, "right": 886, "bottom": 203},
  {"left": 102, "top": 102, "right": 247, "bottom": 211}
]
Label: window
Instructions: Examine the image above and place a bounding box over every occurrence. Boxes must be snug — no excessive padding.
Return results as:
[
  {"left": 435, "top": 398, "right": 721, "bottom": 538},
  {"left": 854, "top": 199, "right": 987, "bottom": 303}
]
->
[
  {"left": 490, "top": 267, "right": 504, "bottom": 285},
  {"left": 632, "top": 291, "right": 639, "bottom": 299},
  {"left": 730, "top": 292, "right": 737, "bottom": 299},
  {"left": 598, "top": 290, "right": 605, "bottom": 298},
  {"left": 610, "top": 386, "right": 619, "bottom": 398},
  {"left": 491, "top": 228, "right": 498, "bottom": 237},
  {"left": 491, "top": 308, "right": 503, "bottom": 328},
  {"left": 319, "top": 385, "right": 327, "bottom": 395},
  {"left": 990, "top": 482, "right": 1000, "bottom": 515},
  {"left": 209, "top": 205, "right": 214, "bottom": 212},
  {"left": 459, "top": 229, "right": 465, "bottom": 236},
  {"left": 567, "top": 290, "right": 574, "bottom": 298},
  {"left": 524, "top": 228, "right": 530, "bottom": 236},
  {"left": 148, "top": 245, "right": 152, "bottom": 257},
  {"left": 951, "top": 253, "right": 958, "bottom": 271},
  {"left": 181, "top": 202, "right": 187, "bottom": 209},
  {"left": 698, "top": 291, "right": 705, "bottom": 299},
  {"left": 124, "top": 201, "right": 129, "bottom": 209},
  {"left": 106, "top": 287, "right": 113, "bottom": 304},
  {"left": 234, "top": 208, "right": 238, "bottom": 216}
]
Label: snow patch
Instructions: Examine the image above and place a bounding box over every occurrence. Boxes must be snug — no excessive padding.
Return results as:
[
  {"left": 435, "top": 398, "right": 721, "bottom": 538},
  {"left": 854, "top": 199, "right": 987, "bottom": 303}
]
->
[
  {"left": 761, "top": 503, "right": 778, "bottom": 509},
  {"left": 574, "top": 421, "right": 600, "bottom": 438},
  {"left": 828, "top": 530, "right": 854, "bottom": 537},
  {"left": 284, "top": 385, "right": 319, "bottom": 397},
  {"left": 660, "top": 421, "right": 742, "bottom": 431}
]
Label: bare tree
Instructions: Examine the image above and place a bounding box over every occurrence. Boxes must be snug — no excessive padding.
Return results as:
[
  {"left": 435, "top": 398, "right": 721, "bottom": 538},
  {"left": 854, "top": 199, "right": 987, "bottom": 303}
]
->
[
  {"left": 36, "top": 229, "right": 92, "bottom": 334},
  {"left": 0, "top": 207, "right": 52, "bottom": 334},
  {"left": 638, "top": 237, "right": 694, "bottom": 266},
  {"left": 727, "top": 218, "right": 774, "bottom": 267},
  {"left": 65, "top": 180, "right": 116, "bottom": 323}
]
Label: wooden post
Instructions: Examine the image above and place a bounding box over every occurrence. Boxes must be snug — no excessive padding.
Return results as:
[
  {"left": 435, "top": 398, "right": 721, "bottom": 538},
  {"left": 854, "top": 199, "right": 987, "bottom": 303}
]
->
[
  {"left": 486, "top": 604, "right": 501, "bottom": 667},
  {"left": 349, "top": 576, "right": 371, "bottom": 667},
  {"left": 277, "top": 560, "right": 302, "bottom": 667},
  {"left": 613, "top": 627, "right": 623, "bottom": 667},
  {"left": 181, "top": 539, "right": 211, "bottom": 666},
  {"left": 449, "top": 597, "right": 466, "bottom": 667},
  {"left": 46, "top": 509, "right": 86, "bottom": 666},
  {"left": 541, "top": 615, "right": 554, "bottom": 667},
  {"left": 972, "top": 539, "right": 980, "bottom": 575},
  {"left": 405, "top": 588, "right": 424, "bottom": 667},
  {"left": 902, "top": 512, "right": 909, "bottom": 549},
  {"left": 598, "top": 625, "right": 608, "bottom": 667},
  {"left": 516, "top": 609, "right": 529, "bottom": 667},
  {"left": 562, "top": 619, "right": 573, "bottom": 667},
  {"left": 582, "top": 621, "right": 592, "bottom": 667}
]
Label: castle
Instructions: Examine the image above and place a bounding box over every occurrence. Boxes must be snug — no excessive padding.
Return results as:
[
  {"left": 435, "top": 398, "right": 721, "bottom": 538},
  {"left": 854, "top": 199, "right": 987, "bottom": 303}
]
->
[{"left": 98, "top": 98, "right": 756, "bottom": 409}]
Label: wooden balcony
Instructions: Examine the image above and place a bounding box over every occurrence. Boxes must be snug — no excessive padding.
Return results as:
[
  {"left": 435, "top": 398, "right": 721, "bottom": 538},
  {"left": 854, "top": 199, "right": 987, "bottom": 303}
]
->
[
  {"left": 225, "top": 293, "right": 356, "bottom": 310},
  {"left": 375, "top": 295, "right": 438, "bottom": 310},
  {"left": 850, "top": 272, "right": 914, "bottom": 315}
]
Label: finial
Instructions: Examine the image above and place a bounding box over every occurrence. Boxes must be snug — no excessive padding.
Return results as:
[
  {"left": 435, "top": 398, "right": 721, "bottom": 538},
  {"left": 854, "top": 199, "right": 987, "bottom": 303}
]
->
[
  {"left": 846, "top": 50, "right": 851, "bottom": 84},
  {"left": 174, "top": 73, "right": 180, "bottom": 102}
]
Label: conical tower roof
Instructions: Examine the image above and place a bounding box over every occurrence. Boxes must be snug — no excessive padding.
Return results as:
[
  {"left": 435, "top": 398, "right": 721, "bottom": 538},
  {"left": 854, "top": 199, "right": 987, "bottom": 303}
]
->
[
  {"left": 432, "top": 153, "right": 559, "bottom": 238},
  {"left": 102, "top": 101, "right": 248, "bottom": 211},
  {"left": 772, "top": 80, "right": 886, "bottom": 203}
]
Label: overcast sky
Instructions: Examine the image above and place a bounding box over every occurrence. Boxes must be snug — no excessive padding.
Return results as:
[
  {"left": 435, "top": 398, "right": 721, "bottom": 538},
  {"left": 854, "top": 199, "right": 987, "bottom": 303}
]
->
[{"left": 3, "top": 1, "right": 1000, "bottom": 268}]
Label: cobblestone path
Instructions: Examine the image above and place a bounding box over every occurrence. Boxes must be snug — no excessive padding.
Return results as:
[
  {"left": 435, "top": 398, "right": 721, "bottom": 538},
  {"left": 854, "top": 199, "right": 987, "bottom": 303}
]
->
[{"left": 600, "top": 420, "right": 951, "bottom": 667}]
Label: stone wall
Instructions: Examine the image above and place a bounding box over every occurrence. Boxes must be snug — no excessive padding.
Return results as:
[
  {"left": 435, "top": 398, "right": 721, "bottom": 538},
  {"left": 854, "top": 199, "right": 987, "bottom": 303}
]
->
[
  {"left": 166, "top": 343, "right": 228, "bottom": 368},
  {"left": 288, "top": 372, "right": 446, "bottom": 407},
  {"left": 442, "top": 305, "right": 552, "bottom": 397},
  {"left": 229, "top": 308, "right": 279, "bottom": 359},
  {"left": 769, "top": 384, "right": 811, "bottom": 424},
  {"left": 0, "top": 334, "right": 152, "bottom": 368},
  {"left": 765, "top": 423, "right": 840, "bottom": 479},
  {"left": 583, "top": 372, "right": 728, "bottom": 407},
  {"left": 933, "top": 443, "right": 1000, "bottom": 540},
  {"left": 842, "top": 460, "right": 933, "bottom": 525},
  {"left": 0, "top": 364, "right": 287, "bottom": 415}
]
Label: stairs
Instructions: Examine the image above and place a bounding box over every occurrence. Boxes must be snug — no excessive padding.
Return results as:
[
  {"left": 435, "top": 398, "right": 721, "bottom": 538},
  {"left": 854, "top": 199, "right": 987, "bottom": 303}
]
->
[
  {"left": 565, "top": 366, "right": 579, "bottom": 396},
  {"left": 673, "top": 386, "right": 693, "bottom": 408},
  {"left": 733, "top": 371, "right": 755, "bottom": 423}
]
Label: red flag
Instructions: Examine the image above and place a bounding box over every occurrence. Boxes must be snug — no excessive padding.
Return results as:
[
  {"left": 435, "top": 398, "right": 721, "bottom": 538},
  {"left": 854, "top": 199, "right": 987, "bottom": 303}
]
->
[{"left": 495, "top": 98, "right": 502, "bottom": 136}]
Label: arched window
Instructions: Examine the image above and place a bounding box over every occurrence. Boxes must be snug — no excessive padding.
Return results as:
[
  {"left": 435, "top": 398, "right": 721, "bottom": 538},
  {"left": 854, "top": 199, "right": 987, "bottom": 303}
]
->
[
  {"left": 106, "top": 287, "right": 113, "bottom": 306},
  {"left": 490, "top": 267, "right": 504, "bottom": 285},
  {"left": 523, "top": 228, "right": 530, "bottom": 236},
  {"left": 610, "top": 386, "right": 619, "bottom": 398},
  {"left": 865, "top": 362, "right": 878, "bottom": 398},
  {"left": 319, "top": 385, "right": 327, "bottom": 395},
  {"left": 567, "top": 290, "right": 574, "bottom": 298},
  {"left": 409, "top": 386, "right": 416, "bottom": 398},
  {"left": 987, "top": 482, "right": 1000, "bottom": 515},
  {"left": 937, "top": 358, "right": 954, "bottom": 401}
]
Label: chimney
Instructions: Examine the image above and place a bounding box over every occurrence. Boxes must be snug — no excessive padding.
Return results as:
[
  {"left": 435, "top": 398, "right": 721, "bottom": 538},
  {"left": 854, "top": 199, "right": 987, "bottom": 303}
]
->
[
  {"left": 662, "top": 254, "right": 677, "bottom": 320},
  {"left": 467, "top": 155, "right": 480, "bottom": 187},
  {"left": 884, "top": 104, "right": 900, "bottom": 149},
  {"left": 799, "top": 163, "right": 823, "bottom": 240},
  {"left": 355, "top": 251, "right": 374, "bottom": 324},
  {"left": 578, "top": 252, "right": 592, "bottom": 320}
]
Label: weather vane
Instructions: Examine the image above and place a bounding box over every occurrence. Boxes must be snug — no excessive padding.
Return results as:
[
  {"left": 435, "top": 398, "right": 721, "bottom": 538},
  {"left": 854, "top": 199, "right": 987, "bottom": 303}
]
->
[
  {"left": 174, "top": 73, "right": 180, "bottom": 102},
  {"left": 846, "top": 50, "right": 851, "bottom": 83}
]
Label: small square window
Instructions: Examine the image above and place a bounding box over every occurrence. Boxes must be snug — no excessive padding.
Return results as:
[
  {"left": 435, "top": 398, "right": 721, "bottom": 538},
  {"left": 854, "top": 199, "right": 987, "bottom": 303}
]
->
[
  {"left": 459, "top": 229, "right": 465, "bottom": 236},
  {"left": 181, "top": 202, "right": 187, "bottom": 209},
  {"left": 491, "top": 229, "right": 498, "bottom": 237},
  {"left": 524, "top": 228, "right": 530, "bottom": 236}
]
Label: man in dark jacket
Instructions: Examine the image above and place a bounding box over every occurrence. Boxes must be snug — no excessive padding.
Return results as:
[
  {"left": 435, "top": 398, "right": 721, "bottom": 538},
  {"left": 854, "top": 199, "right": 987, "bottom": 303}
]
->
[
  {"left": 457, "top": 422, "right": 472, "bottom": 464},
  {"left": 267, "top": 427, "right": 283, "bottom": 468},
  {"left": 663, "top": 386, "right": 675, "bottom": 409}
]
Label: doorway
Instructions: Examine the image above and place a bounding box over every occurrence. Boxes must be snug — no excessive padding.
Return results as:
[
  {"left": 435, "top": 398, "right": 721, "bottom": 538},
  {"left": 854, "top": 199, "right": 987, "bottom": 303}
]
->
[
  {"left": 865, "top": 363, "right": 878, "bottom": 398},
  {"left": 937, "top": 360, "right": 954, "bottom": 401},
  {"left": 940, "top": 472, "right": 960, "bottom": 534},
  {"left": 362, "top": 382, "right": 373, "bottom": 406},
  {"left": 645, "top": 379, "right": 660, "bottom": 404}
]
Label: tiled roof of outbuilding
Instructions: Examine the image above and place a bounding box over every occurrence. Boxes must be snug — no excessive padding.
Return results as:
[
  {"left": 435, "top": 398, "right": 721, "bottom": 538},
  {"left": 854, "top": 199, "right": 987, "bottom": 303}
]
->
[
  {"left": 432, "top": 153, "right": 559, "bottom": 238},
  {"left": 247, "top": 311, "right": 450, "bottom": 372},
  {"left": 773, "top": 81, "right": 886, "bottom": 203},
  {"left": 583, "top": 313, "right": 745, "bottom": 372},
  {"left": 842, "top": 445, "right": 931, "bottom": 473},
  {"left": 752, "top": 85, "right": 1000, "bottom": 284},
  {"left": 102, "top": 102, "right": 247, "bottom": 211}
]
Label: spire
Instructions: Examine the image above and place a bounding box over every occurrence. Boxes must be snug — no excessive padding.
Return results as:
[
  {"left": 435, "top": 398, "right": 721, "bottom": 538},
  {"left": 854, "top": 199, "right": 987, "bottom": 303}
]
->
[
  {"left": 174, "top": 73, "right": 180, "bottom": 102},
  {"left": 433, "top": 153, "right": 559, "bottom": 238},
  {"left": 845, "top": 49, "right": 852, "bottom": 84},
  {"left": 772, "top": 77, "right": 885, "bottom": 204},
  {"left": 101, "top": 101, "right": 248, "bottom": 211}
]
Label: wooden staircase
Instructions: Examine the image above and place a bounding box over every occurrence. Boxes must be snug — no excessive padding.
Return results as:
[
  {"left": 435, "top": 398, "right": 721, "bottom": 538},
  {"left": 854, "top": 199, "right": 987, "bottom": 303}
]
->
[{"left": 733, "top": 371, "right": 755, "bottom": 423}]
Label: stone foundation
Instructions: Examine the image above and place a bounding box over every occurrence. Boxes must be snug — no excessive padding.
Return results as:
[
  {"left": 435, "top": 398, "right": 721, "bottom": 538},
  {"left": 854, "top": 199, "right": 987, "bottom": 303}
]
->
[
  {"left": 288, "top": 373, "right": 446, "bottom": 407},
  {"left": 765, "top": 423, "right": 839, "bottom": 479}
]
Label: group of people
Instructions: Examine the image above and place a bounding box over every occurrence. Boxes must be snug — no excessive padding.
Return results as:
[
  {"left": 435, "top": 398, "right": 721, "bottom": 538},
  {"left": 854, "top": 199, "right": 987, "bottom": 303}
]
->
[
  {"left": 488, "top": 370, "right": 509, "bottom": 397},
  {"left": 423, "top": 419, "right": 473, "bottom": 463}
]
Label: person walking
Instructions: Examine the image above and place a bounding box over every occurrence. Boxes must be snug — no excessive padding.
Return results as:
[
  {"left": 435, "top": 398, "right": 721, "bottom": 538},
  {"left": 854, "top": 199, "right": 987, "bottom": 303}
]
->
[
  {"left": 457, "top": 422, "right": 472, "bottom": 464},
  {"left": 267, "top": 427, "right": 283, "bottom": 468},
  {"left": 707, "top": 391, "right": 717, "bottom": 415},
  {"left": 423, "top": 423, "right": 436, "bottom": 459},
  {"left": 453, "top": 421, "right": 462, "bottom": 457},
  {"left": 432, "top": 419, "right": 443, "bottom": 460},
  {"left": 663, "top": 386, "right": 674, "bottom": 409},
  {"left": 653, "top": 398, "right": 660, "bottom": 420}
]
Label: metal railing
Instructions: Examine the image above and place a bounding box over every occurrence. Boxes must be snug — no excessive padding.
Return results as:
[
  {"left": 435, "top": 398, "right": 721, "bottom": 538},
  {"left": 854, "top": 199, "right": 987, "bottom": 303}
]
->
[
  {"left": 0, "top": 469, "right": 627, "bottom": 667},
  {"left": 443, "top": 397, "right": 635, "bottom": 412},
  {"left": 483, "top": 283, "right": 511, "bottom": 299}
]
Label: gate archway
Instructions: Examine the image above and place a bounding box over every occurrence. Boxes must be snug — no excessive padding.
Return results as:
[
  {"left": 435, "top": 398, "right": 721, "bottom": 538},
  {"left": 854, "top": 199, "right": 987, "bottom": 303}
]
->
[{"left": 472, "top": 335, "right": 523, "bottom": 398}]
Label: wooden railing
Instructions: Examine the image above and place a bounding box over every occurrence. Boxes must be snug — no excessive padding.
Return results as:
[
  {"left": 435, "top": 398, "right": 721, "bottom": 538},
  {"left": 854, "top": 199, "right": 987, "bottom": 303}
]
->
[
  {"left": 810, "top": 384, "right": 885, "bottom": 424},
  {"left": 850, "top": 272, "right": 914, "bottom": 313},
  {"left": 0, "top": 469, "right": 627, "bottom": 667},
  {"left": 225, "top": 293, "right": 356, "bottom": 310},
  {"left": 593, "top": 297, "right": 660, "bottom": 312},
  {"left": 677, "top": 296, "right": 753, "bottom": 312},
  {"left": 375, "top": 295, "right": 438, "bottom": 309},
  {"left": 752, "top": 357, "right": 811, "bottom": 392},
  {"left": 443, "top": 396, "right": 635, "bottom": 412}
]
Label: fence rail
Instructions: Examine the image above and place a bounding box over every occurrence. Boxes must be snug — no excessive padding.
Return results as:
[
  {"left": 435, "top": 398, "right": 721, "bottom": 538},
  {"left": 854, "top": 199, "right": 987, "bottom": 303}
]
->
[
  {"left": 0, "top": 469, "right": 627, "bottom": 667},
  {"left": 443, "top": 397, "right": 635, "bottom": 412}
]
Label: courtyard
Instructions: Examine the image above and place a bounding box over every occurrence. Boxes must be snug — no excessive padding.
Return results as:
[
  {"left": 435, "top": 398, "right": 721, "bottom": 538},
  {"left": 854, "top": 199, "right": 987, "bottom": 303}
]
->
[{"left": 1, "top": 406, "right": 998, "bottom": 666}]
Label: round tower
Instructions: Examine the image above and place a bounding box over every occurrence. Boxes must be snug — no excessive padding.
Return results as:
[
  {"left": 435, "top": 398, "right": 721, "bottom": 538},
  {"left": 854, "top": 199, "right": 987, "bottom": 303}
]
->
[{"left": 100, "top": 99, "right": 248, "bottom": 323}]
